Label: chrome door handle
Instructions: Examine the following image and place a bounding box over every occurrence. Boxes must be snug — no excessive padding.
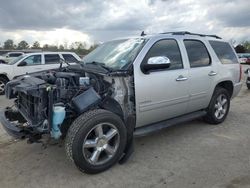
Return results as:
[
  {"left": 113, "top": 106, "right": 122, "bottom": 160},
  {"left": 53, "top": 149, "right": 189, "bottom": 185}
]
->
[
  {"left": 176, "top": 75, "right": 188, "bottom": 81},
  {"left": 208, "top": 71, "right": 217, "bottom": 76}
]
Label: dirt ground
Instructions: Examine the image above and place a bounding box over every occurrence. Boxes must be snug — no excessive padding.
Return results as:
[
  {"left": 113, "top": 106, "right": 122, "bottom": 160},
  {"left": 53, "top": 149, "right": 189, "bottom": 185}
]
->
[{"left": 0, "top": 65, "right": 250, "bottom": 188}]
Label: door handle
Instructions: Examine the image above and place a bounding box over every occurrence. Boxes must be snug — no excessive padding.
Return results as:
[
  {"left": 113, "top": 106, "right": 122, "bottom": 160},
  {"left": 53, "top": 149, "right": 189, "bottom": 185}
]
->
[
  {"left": 208, "top": 71, "right": 217, "bottom": 76},
  {"left": 176, "top": 75, "right": 188, "bottom": 81}
]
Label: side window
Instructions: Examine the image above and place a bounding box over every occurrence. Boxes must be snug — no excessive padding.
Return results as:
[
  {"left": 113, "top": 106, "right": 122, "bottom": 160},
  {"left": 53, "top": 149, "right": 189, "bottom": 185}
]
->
[
  {"left": 9, "top": 53, "right": 23, "bottom": 57},
  {"left": 184, "top": 40, "right": 210, "bottom": 68},
  {"left": 143, "top": 39, "right": 183, "bottom": 70},
  {"left": 209, "top": 41, "right": 238, "bottom": 64},
  {"left": 62, "top": 54, "right": 78, "bottom": 63},
  {"left": 23, "top": 55, "right": 41, "bottom": 65},
  {"left": 45, "top": 54, "right": 60, "bottom": 64}
]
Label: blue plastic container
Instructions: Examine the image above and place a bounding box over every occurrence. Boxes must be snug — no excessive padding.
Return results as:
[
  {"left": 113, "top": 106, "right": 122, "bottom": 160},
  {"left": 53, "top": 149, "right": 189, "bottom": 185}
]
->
[{"left": 51, "top": 106, "right": 66, "bottom": 139}]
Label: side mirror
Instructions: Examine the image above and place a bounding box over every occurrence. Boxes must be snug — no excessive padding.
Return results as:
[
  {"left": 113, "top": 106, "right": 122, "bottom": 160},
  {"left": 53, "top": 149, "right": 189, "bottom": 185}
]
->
[
  {"left": 141, "top": 56, "right": 171, "bottom": 74},
  {"left": 18, "top": 61, "right": 27, "bottom": 67}
]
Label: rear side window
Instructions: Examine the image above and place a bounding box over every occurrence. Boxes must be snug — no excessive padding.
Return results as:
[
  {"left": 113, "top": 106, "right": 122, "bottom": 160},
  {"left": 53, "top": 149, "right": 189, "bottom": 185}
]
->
[
  {"left": 45, "top": 54, "right": 60, "bottom": 64},
  {"left": 143, "top": 39, "right": 183, "bottom": 70},
  {"left": 62, "top": 54, "right": 78, "bottom": 63},
  {"left": 184, "top": 40, "right": 210, "bottom": 68},
  {"left": 209, "top": 41, "right": 238, "bottom": 64}
]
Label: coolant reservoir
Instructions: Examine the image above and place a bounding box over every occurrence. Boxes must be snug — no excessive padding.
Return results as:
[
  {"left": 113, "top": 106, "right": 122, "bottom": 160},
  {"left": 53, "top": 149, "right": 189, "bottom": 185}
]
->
[{"left": 51, "top": 106, "right": 66, "bottom": 139}]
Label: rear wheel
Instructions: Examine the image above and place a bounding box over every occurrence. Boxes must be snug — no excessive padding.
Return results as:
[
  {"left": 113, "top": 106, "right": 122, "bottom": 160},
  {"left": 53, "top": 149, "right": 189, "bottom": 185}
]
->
[
  {"left": 204, "top": 87, "right": 230, "bottom": 124},
  {"left": 0, "top": 77, "right": 8, "bottom": 95},
  {"left": 65, "top": 109, "right": 127, "bottom": 174}
]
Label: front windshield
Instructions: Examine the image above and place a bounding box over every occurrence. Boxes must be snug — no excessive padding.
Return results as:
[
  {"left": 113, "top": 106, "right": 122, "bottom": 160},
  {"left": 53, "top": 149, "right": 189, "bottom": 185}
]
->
[
  {"left": 8, "top": 54, "right": 26, "bottom": 65},
  {"left": 82, "top": 38, "right": 147, "bottom": 70}
]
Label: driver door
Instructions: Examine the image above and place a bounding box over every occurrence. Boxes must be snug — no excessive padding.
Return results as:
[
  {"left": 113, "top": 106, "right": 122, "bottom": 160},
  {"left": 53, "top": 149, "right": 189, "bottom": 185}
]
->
[
  {"left": 134, "top": 39, "right": 189, "bottom": 127},
  {"left": 15, "top": 54, "right": 44, "bottom": 76}
]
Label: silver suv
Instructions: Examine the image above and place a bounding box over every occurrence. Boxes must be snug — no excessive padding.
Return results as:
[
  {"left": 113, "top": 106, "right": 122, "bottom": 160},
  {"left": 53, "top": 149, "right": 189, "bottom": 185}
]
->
[{"left": 0, "top": 32, "right": 242, "bottom": 174}]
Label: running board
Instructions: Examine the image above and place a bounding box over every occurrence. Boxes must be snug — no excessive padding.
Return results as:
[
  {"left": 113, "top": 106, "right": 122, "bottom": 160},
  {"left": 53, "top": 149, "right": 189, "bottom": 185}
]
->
[{"left": 134, "top": 110, "right": 207, "bottom": 137}]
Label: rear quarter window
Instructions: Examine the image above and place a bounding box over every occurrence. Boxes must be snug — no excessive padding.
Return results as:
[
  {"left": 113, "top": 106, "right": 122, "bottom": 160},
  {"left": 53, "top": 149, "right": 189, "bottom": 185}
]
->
[
  {"left": 209, "top": 41, "right": 238, "bottom": 64},
  {"left": 62, "top": 54, "right": 78, "bottom": 63}
]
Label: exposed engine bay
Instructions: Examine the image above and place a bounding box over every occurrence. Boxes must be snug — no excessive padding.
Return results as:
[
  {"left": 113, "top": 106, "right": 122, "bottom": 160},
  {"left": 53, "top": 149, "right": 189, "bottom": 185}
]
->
[{"left": 4, "top": 64, "right": 135, "bottom": 140}]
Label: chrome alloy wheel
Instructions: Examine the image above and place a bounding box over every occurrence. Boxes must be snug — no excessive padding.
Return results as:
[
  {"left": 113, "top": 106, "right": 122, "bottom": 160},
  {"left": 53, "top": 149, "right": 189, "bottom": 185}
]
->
[
  {"left": 214, "top": 94, "right": 228, "bottom": 120},
  {"left": 82, "top": 123, "right": 120, "bottom": 165}
]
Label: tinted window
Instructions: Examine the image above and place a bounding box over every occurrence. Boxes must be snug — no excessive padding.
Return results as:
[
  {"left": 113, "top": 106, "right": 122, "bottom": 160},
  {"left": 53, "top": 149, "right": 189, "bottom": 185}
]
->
[
  {"left": 45, "top": 54, "right": 60, "bottom": 64},
  {"left": 62, "top": 54, "right": 78, "bottom": 63},
  {"left": 184, "top": 40, "right": 210, "bottom": 68},
  {"left": 9, "top": 53, "right": 23, "bottom": 57},
  {"left": 209, "top": 41, "right": 238, "bottom": 64},
  {"left": 143, "top": 39, "right": 183, "bottom": 70},
  {"left": 23, "top": 55, "right": 41, "bottom": 65}
]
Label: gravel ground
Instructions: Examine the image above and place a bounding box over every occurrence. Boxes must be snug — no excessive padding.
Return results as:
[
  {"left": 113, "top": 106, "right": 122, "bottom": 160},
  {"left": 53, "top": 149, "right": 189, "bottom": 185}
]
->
[{"left": 0, "top": 65, "right": 250, "bottom": 188}]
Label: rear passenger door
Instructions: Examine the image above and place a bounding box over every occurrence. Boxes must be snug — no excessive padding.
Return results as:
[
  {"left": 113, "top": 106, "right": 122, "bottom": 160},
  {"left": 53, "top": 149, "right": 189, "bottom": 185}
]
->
[
  {"left": 183, "top": 39, "right": 216, "bottom": 113},
  {"left": 43, "top": 54, "right": 61, "bottom": 70}
]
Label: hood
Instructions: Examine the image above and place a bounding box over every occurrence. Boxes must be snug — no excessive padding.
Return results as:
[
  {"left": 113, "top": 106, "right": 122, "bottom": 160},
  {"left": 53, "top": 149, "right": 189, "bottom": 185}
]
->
[{"left": 0, "top": 64, "right": 10, "bottom": 69}]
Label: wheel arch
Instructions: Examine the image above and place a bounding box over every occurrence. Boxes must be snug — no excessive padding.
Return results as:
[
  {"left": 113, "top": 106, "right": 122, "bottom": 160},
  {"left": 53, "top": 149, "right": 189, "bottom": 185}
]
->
[
  {"left": 0, "top": 73, "right": 10, "bottom": 81},
  {"left": 100, "top": 97, "right": 124, "bottom": 120},
  {"left": 214, "top": 80, "right": 234, "bottom": 98}
]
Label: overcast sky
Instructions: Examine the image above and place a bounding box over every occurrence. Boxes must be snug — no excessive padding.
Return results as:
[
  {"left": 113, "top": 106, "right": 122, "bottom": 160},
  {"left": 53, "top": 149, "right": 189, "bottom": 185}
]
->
[{"left": 0, "top": 0, "right": 249, "bottom": 47}]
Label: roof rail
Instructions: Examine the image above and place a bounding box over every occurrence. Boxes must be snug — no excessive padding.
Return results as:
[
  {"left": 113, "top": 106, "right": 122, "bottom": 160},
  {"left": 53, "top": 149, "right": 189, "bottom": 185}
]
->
[{"left": 160, "top": 31, "right": 222, "bottom": 39}]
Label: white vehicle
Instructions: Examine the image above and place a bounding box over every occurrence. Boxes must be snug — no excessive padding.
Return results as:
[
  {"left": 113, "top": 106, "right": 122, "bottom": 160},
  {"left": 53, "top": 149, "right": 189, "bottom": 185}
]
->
[
  {"left": 0, "top": 52, "right": 24, "bottom": 64},
  {"left": 0, "top": 52, "right": 81, "bottom": 94}
]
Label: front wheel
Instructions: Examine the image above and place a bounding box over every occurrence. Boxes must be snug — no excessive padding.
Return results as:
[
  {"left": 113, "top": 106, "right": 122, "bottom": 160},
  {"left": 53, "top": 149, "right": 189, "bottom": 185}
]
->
[
  {"left": 65, "top": 109, "right": 127, "bottom": 174},
  {"left": 0, "top": 77, "right": 8, "bottom": 95},
  {"left": 204, "top": 87, "right": 230, "bottom": 124}
]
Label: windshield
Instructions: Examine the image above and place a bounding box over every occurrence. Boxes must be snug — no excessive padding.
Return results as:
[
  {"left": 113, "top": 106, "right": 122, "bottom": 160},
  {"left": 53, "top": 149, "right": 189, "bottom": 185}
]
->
[
  {"left": 82, "top": 38, "right": 147, "bottom": 70},
  {"left": 8, "top": 54, "right": 26, "bottom": 65}
]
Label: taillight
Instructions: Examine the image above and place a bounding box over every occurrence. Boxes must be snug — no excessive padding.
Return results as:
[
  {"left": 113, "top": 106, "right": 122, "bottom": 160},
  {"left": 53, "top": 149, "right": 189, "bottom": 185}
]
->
[{"left": 239, "top": 64, "right": 242, "bottom": 82}]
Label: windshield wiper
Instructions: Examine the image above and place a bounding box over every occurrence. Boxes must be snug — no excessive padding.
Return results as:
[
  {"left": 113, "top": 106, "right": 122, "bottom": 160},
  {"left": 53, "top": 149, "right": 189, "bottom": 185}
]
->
[{"left": 85, "top": 61, "right": 113, "bottom": 72}]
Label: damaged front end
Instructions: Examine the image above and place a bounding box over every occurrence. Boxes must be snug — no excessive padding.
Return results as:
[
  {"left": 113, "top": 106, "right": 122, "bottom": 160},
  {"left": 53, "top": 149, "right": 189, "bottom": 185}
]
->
[{"left": 0, "top": 65, "right": 135, "bottom": 143}]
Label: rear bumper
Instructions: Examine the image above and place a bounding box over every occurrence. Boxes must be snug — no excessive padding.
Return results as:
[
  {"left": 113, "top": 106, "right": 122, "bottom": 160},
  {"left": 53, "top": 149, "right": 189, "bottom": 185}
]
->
[
  {"left": 232, "top": 82, "right": 242, "bottom": 98},
  {"left": 0, "top": 108, "right": 26, "bottom": 139}
]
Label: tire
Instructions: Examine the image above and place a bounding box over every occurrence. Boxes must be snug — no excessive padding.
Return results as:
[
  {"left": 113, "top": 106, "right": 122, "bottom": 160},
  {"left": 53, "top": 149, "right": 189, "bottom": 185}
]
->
[
  {"left": 65, "top": 109, "right": 127, "bottom": 174},
  {"left": 247, "top": 84, "right": 250, "bottom": 90},
  {"left": 0, "top": 76, "right": 8, "bottom": 95},
  {"left": 204, "top": 87, "right": 230, "bottom": 124}
]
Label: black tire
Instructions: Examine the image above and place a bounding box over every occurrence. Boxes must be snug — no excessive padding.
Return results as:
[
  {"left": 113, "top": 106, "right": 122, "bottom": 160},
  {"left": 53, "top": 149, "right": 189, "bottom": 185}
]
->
[
  {"left": 65, "top": 109, "right": 127, "bottom": 174},
  {"left": 247, "top": 84, "right": 250, "bottom": 90},
  {"left": 204, "top": 87, "right": 230, "bottom": 124},
  {"left": 0, "top": 76, "right": 8, "bottom": 95}
]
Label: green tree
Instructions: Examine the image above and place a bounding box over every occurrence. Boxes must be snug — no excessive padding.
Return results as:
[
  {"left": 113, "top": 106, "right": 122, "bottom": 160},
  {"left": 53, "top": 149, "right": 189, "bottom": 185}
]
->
[
  {"left": 59, "top": 44, "right": 64, "bottom": 50},
  {"left": 17, "top": 40, "right": 29, "bottom": 49},
  {"left": 32, "top": 41, "right": 40, "bottom": 49},
  {"left": 243, "top": 41, "right": 250, "bottom": 52},
  {"left": 3, "top": 39, "right": 14, "bottom": 49}
]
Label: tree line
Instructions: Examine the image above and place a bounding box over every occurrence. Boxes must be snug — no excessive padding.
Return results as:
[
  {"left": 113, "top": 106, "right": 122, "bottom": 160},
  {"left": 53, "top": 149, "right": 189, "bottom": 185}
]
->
[
  {"left": 1, "top": 38, "right": 250, "bottom": 55},
  {"left": 0, "top": 39, "right": 98, "bottom": 56}
]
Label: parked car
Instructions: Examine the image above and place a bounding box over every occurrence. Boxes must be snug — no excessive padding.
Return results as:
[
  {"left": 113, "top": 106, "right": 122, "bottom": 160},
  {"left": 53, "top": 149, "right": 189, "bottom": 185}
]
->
[
  {"left": 238, "top": 53, "right": 250, "bottom": 64},
  {"left": 0, "top": 52, "right": 81, "bottom": 94},
  {"left": 0, "top": 32, "right": 242, "bottom": 174},
  {"left": 0, "top": 52, "right": 24, "bottom": 64}
]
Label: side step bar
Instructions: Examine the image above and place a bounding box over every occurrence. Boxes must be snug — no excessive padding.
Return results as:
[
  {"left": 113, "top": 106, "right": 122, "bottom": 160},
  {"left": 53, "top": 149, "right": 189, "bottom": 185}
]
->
[{"left": 134, "top": 110, "right": 207, "bottom": 137}]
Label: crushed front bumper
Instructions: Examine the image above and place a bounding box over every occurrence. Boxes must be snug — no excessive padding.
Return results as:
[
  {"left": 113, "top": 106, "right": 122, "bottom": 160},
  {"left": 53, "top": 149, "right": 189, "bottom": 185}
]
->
[{"left": 0, "top": 108, "right": 27, "bottom": 139}]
